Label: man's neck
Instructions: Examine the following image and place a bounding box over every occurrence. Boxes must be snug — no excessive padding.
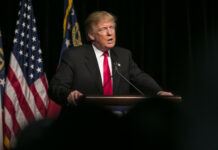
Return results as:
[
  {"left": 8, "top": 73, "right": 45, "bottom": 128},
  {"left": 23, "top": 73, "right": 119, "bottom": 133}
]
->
[
  {"left": 92, "top": 43, "right": 109, "bottom": 52},
  {"left": 92, "top": 44, "right": 110, "bottom": 52}
]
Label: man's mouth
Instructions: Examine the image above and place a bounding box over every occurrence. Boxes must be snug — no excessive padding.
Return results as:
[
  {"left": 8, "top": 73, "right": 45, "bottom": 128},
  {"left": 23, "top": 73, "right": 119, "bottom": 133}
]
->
[{"left": 107, "top": 38, "right": 113, "bottom": 43}]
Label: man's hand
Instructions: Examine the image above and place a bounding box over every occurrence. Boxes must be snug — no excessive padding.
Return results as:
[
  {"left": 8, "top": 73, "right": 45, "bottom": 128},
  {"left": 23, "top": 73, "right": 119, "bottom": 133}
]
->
[
  {"left": 157, "top": 91, "right": 174, "bottom": 96},
  {"left": 67, "top": 90, "right": 83, "bottom": 105}
]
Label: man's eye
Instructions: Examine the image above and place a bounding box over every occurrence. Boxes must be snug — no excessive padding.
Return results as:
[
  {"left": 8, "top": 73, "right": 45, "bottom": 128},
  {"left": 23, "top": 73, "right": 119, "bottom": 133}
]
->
[{"left": 99, "top": 28, "right": 107, "bottom": 32}]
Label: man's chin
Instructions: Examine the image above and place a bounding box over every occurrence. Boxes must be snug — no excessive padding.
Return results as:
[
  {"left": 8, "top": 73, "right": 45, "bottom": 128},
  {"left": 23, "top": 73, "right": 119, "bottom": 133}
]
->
[{"left": 105, "top": 44, "right": 115, "bottom": 49}]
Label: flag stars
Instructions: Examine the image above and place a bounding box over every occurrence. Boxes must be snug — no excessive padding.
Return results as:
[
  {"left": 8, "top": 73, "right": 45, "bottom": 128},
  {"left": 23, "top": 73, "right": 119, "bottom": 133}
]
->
[
  {"left": 23, "top": 13, "right": 27, "bottom": 18},
  {"left": 20, "top": 41, "right": 24, "bottom": 46},
  {"left": 27, "top": 5, "right": 31, "bottom": 11},
  {"left": 12, "top": 1, "right": 45, "bottom": 83},
  {"left": 22, "top": 22, "right": 26, "bottom": 28},
  {"left": 65, "top": 39, "right": 70, "bottom": 48},
  {"left": 37, "top": 58, "right": 42, "bottom": 63},
  {"left": 24, "top": 62, "right": 28, "bottom": 67},
  {"left": 29, "top": 73, "right": 34, "bottom": 79},
  {"left": 19, "top": 50, "right": 23, "bottom": 55},
  {"left": 71, "top": 9, "right": 75, "bottom": 16},
  {"left": 31, "top": 55, "right": 35, "bottom": 60},
  {"left": 32, "top": 36, "right": 36, "bottom": 42},
  {"left": 21, "top": 32, "right": 25, "bottom": 37},
  {"left": 32, "top": 46, "right": 36, "bottom": 51},
  {"left": 0, "top": 79, "right": 5, "bottom": 87},
  {"left": 33, "top": 27, "right": 36, "bottom": 32},
  {"left": 27, "top": 15, "right": 31, "bottom": 20},
  {"left": 30, "top": 64, "right": 34, "bottom": 69},
  {"left": 38, "top": 49, "right": 42, "bottom": 54},
  {"left": 15, "top": 29, "right": 19, "bottom": 34},
  {"left": 67, "top": 23, "right": 71, "bottom": 30},
  {"left": 13, "top": 38, "right": 18, "bottom": 43},
  {"left": 36, "top": 67, "right": 41, "bottom": 73}
]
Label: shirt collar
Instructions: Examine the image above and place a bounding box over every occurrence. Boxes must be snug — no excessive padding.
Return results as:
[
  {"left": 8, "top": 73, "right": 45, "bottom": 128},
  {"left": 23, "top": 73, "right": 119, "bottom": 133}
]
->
[{"left": 92, "top": 44, "right": 110, "bottom": 58}]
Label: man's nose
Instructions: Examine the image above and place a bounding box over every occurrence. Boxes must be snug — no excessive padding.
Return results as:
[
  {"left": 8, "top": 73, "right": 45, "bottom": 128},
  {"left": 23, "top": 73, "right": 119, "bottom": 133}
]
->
[{"left": 107, "top": 28, "right": 112, "bottom": 35}]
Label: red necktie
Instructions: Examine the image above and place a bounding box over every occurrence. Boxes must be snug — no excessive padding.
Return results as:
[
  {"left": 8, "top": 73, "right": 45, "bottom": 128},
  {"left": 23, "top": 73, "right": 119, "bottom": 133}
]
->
[{"left": 103, "top": 52, "right": 113, "bottom": 95}]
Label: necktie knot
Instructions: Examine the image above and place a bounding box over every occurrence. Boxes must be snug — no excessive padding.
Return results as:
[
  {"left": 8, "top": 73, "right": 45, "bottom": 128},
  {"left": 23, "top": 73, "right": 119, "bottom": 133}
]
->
[{"left": 103, "top": 52, "right": 109, "bottom": 57}]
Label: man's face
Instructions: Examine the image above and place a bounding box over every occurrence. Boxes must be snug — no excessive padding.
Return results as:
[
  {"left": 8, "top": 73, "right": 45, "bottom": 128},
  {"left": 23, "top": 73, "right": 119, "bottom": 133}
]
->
[{"left": 88, "top": 20, "right": 116, "bottom": 51}]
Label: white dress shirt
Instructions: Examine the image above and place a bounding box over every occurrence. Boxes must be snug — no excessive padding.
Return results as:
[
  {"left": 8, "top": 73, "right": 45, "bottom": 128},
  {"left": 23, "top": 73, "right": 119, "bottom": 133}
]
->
[{"left": 92, "top": 44, "right": 113, "bottom": 85}]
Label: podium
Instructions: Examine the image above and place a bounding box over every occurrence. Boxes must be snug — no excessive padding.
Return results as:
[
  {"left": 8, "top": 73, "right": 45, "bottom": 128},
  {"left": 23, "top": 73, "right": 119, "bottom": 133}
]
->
[
  {"left": 78, "top": 95, "right": 182, "bottom": 115},
  {"left": 81, "top": 95, "right": 182, "bottom": 106}
]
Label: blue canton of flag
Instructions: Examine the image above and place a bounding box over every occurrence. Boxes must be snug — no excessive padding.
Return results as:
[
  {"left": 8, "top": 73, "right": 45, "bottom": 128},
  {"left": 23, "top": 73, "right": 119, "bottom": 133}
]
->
[
  {"left": 4, "top": 0, "right": 49, "bottom": 148},
  {"left": 59, "top": 0, "right": 82, "bottom": 65},
  {"left": 0, "top": 29, "right": 5, "bottom": 150},
  {"left": 12, "top": 0, "right": 43, "bottom": 85}
]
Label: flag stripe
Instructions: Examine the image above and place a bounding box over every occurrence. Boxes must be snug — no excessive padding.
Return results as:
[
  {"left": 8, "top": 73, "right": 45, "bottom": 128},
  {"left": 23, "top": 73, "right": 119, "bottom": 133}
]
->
[
  {"left": 4, "top": 95, "right": 21, "bottom": 138},
  {"left": 4, "top": 109, "right": 17, "bottom": 148},
  {"left": 4, "top": 109, "right": 12, "bottom": 149},
  {"left": 9, "top": 54, "right": 43, "bottom": 119},
  {"left": 30, "top": 79, "right": 47, "bottom": 117},
  {"left": 4, "top": 109, "right": 13, "bottom": 139},
  {"left": 7, "top": 66, "right": 35, "bottom": 122},
  {"left": 4, "top": 120, "right": 11, "bottom": 142},
  {"left": 40, "top": 75, "right": 48, "bottom": 90},
  {"left": 4, "top": 77, "right": 27, "bottom": 128}
]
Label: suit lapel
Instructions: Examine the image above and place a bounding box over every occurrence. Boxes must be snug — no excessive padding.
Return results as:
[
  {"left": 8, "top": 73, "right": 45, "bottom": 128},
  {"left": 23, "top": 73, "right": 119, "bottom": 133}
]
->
[
  {"left": 84, "top": 45, "right": 103, "bottom": 94},
  {"left": 110, "top": 48, "right": 120, "bottom": 95}
]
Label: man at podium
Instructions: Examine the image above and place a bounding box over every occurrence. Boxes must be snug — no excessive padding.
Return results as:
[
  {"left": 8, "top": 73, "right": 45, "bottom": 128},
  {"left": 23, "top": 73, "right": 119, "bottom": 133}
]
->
[{"left": 48, "top": 11, "right": 173, "bottom": 106}]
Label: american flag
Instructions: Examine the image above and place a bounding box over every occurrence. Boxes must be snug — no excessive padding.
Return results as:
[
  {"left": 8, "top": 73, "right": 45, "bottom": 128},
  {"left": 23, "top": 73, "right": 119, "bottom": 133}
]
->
[
  {"left": 46, "top": 0, "right": 82, "bottom": 117},
  {"left": 4, "top": 0, "right": 49, "bottom": 148},
  {"left": 0, "top": 29, "right": 5, "bottom": 150}
]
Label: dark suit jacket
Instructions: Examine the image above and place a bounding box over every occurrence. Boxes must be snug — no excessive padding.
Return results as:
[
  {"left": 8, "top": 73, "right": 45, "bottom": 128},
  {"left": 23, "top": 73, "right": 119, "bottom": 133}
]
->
[{"left": 48, "top": 45, "right": 162, "bottom": 105}]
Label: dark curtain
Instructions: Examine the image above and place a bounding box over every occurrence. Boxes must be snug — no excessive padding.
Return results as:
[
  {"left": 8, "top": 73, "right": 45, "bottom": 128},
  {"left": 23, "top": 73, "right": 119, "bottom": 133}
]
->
[{"left": 1, "top": 0, "right": 218, "bottom": 149}]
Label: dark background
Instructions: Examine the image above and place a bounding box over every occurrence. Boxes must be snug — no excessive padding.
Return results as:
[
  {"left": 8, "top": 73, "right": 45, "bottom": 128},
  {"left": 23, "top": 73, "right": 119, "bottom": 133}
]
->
[{"left": 1, "top": 0, "right": 218, "bottom": 150}]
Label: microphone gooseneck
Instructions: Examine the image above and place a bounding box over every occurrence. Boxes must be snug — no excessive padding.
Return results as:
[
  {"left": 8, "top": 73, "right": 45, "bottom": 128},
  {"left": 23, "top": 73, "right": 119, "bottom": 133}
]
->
[
  {"left": 114, "top": 62, "right": 145, "bottom": 96},
  {"left": 103, "top": 74, "right": 113, "bottom": 88}
]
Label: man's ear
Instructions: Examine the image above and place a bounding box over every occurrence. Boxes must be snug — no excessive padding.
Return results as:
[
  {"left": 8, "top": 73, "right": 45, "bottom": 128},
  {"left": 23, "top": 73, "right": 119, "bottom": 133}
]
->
[{"left": 88, "top": 33, "right": 95, "bottom": 41}]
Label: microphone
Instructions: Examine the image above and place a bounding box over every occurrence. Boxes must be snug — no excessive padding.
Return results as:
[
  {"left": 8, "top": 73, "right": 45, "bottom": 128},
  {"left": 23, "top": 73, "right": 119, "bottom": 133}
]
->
[
  {"left": 114, "top": 62, "right": 145, "bottom": 96},
  {"left": 102, "top": 63, "right": 116, "bottom": 88},
  {"left": 103, "top": 74, "right": 113, "bottom": 88}
]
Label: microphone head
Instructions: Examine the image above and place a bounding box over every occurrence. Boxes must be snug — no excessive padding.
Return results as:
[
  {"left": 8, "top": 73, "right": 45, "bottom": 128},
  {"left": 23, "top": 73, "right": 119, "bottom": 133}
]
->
[
  {"left": 114, "top": 62, "right": 121, "bottom": 71},
  {"left": 114, "top": 62, "right": 121, "bottom": 67}
]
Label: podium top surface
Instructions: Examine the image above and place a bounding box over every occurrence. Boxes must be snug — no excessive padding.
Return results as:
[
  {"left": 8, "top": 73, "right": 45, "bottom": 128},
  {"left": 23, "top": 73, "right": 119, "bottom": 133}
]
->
[{"left": 83, "top": 95, "right": 182, "bottom": 105}]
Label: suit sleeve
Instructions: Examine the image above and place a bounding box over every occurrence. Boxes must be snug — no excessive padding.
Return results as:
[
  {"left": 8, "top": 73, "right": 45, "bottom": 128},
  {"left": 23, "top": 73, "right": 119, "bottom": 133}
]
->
[
  {"left": 128, "top": 51, "right": 162, "bottom": 96},
  {"left": 48, "top": 50, "right": 75, "bottom": 106}
]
